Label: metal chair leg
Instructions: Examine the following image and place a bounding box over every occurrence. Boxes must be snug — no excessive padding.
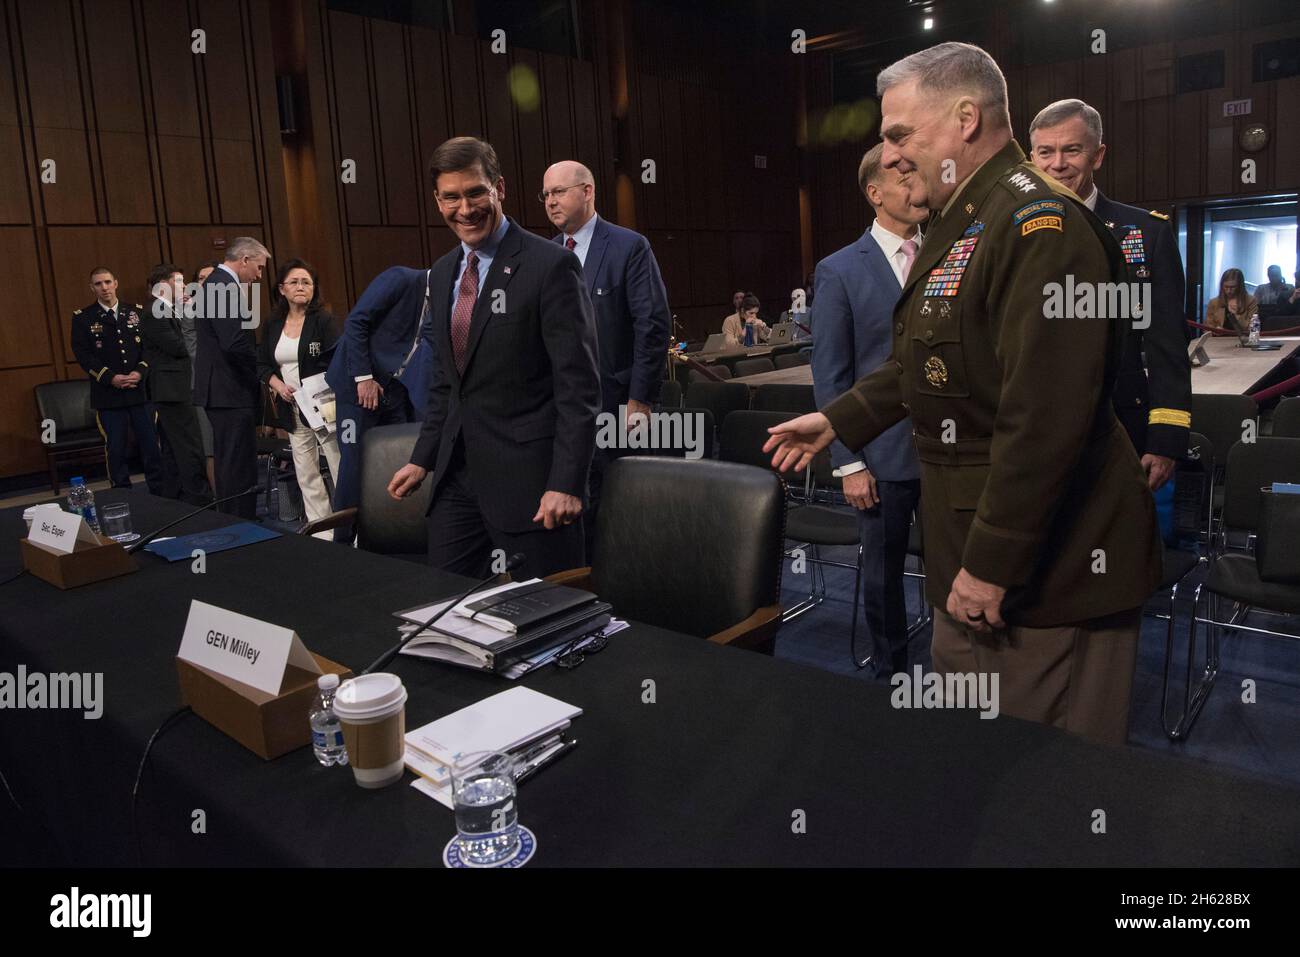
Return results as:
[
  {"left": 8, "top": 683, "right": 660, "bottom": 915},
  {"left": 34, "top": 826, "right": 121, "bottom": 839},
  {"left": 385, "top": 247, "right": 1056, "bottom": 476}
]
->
[{"left": 1162, "top": 582, "right": 1221, "bottom": 741}]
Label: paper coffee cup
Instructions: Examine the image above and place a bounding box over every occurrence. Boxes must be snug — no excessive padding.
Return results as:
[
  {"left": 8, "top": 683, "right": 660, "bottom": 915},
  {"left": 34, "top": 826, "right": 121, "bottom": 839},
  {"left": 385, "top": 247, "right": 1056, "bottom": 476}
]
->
[{"left": 333, "top": 673, "right": 407, "bottom": 789}]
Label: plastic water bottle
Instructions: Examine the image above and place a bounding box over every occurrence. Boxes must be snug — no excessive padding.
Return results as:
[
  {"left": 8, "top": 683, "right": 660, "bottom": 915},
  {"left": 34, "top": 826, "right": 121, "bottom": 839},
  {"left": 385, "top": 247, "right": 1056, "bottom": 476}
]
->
[
  {"left": 309, "top": 674, "right": 349, "bottom": 767},
  {"left": 1248, "top": 313, "right": 1261, "bottom": 346},
  {"left": 743, "top": 323, "right": 754, "bottom": 347},
  {"left": 66, "top": 476, "right": 100, "bottom": 534}
]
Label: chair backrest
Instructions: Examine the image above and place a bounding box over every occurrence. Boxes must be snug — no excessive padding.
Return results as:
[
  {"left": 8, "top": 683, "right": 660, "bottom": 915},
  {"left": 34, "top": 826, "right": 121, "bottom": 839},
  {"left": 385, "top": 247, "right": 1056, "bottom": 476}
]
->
[
  {"left": 1272, "top": 396, "right": 1300, "bottom": 438},
  {"left": 1191, "top": 393, "right": 1259, "bottom": 473},
  {"left": 684, "top": 380, "right": 750, "bottom": 430},
  {"left": 357, "top": 423, "right": 432, "bottom": 554},
  {"left": 656, "top": 379, "right": 683, "bottom": 409},
  {"left": 592, "top": 457, "right": 785, "bottom": 638},
  {"left": 718, "top": 410, "right": 797, "bottom": 471},
  {"left": 1220, "top": 436, "right": 1300, "bottom": 532},
  {"left": 752, "top": 383, "right": 816, "bottom": 413},
  {"left": 774, "top": 352, "right": 810, "bottom": 369},
  {"left": 689, "top": 364, "right": 732, "bottom": 383},
  {"left": 733, "top": 357, "right": 775, "bottom": 378},
  {"left": 34, "top": 380, "right": 95, "bottom": 433},
  {"left": 635, "top": 406, "right": 715, "bottom": 460}
]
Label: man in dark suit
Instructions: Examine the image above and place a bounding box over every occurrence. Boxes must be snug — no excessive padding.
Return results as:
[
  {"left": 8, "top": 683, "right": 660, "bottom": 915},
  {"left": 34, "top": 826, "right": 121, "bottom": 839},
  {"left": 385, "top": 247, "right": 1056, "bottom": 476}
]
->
[
  {"left": 192, "top": 237, "right": 269, "bottom": 518},
  {"left": 1030, "top": 98, "right": 1191, "bottom": 489},
  {"left": 388, "top": 137, "right": 601, "bottom": 581},
  {"left": 811, "top": 143, "right": 929, "bottom": 678},
  {"left": 70, "top": 267, "right": 164, "bottom": 493},
  {"left": 325, "top": 266, "right": 433, "bottom": 542},
  {"left": 142, "top": 263, "right": 212, "bottom": 505},
  {"left": 542, "top": 159, "right": 671, "bottom": 551}
]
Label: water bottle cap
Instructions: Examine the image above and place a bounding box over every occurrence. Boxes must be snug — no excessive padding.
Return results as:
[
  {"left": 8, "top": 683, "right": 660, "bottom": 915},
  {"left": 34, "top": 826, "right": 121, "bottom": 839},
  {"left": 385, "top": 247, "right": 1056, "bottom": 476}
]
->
[
  {"left": 71, "top": 476, "right": 85, "bottom": 485},
  {"left": 317, "top": 673, "right": 340, "bottom": 691}
]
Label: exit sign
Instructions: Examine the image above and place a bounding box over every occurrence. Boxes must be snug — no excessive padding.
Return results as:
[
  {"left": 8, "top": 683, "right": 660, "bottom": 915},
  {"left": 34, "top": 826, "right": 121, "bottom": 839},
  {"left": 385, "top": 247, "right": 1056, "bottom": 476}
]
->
[{"left": 1224, "top": 98, "right": 1253, "bottom": 117}]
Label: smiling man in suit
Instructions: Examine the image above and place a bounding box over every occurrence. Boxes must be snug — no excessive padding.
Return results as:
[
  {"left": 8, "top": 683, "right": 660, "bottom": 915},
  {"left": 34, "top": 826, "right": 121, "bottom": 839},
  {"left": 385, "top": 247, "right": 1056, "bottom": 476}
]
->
[
  {"left": 542, "top": 160, "right": 671, "bottom": 552},
  {"left": 811, "top": 143, "right": 929, "bottom": 678},
  {"left": 388, "top": 137, "right": 601, "bottom": 580}
]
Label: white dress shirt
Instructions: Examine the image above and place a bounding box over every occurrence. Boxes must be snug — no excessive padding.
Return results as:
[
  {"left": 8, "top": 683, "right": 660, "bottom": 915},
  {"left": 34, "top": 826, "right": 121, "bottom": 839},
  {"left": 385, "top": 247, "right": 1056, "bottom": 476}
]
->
[{"left": 1082, "top": 184, "right": 1099, "bottom": 211}]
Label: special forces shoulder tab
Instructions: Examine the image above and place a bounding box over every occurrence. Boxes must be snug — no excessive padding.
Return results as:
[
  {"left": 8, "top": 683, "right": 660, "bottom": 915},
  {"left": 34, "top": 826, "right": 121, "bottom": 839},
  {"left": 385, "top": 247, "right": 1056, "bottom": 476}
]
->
[
  {"left": 1148, "top": 210, "right": 1170, "bottom": 221},
  {"left": 1012, "top": 198, "right": 1065, "bottom": 236}
]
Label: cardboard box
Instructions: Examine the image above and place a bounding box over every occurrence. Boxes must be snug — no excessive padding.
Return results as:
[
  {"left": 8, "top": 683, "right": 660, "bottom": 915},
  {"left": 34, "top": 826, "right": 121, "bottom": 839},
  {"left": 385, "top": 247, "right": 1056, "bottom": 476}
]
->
[
  {"left": 20, "top": 535, "right": 137, "bottom": 589},
  {"left": 176, "top": 652, "right": 353, "bottom": 760}
]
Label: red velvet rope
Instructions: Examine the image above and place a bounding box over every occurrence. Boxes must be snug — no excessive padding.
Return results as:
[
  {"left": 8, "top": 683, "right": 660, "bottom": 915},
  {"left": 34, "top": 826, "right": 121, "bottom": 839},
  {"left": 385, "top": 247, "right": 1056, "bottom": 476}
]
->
[
  {"left": 1185, "top": 318, "right": 1300, "bottom": 336},
  {"left": 1248, "top": 370, "right": 1300, "bottom": 404}
]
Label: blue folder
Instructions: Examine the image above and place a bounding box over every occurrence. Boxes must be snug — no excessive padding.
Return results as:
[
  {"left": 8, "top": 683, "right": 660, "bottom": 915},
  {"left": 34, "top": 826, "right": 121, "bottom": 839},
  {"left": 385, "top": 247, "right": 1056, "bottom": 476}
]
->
[{"left": 143, "top": 522, "right": 281, "bottom": 562}]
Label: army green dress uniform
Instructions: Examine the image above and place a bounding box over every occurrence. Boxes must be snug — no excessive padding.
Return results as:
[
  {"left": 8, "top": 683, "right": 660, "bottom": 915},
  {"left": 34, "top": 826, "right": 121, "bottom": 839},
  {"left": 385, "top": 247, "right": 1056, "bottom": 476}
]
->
[
  {"left": 821, "top": 140, "right": 1162, "bottom": 745},
  {"left": 70, "top": 300, "right": 164, "bottom": 492},
  {"left": 1090, "top": 193, "right": 1192, "bottom": 460}
]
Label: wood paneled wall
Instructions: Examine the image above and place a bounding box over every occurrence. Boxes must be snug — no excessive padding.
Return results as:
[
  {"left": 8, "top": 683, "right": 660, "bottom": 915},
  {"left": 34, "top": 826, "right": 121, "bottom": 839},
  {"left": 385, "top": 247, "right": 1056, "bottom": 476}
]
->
[{"left": 0, "top": 0, "right": 290, "bottom": 479}]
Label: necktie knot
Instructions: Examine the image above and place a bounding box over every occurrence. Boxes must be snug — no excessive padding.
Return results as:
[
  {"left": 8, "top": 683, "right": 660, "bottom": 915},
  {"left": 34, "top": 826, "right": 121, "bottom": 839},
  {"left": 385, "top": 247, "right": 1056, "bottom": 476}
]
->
[{"left": 565, "top": 237, "right": 576, "bottom": 252}]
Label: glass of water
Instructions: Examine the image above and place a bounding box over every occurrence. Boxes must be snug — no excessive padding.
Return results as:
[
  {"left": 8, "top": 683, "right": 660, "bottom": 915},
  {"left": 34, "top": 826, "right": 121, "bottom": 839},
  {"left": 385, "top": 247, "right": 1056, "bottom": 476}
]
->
[
  {"left": 101, "top": 503, "right": 138, "bottom": 543},
  {"left": 451, "top": 752, "right": 519, "bottom": 866}
]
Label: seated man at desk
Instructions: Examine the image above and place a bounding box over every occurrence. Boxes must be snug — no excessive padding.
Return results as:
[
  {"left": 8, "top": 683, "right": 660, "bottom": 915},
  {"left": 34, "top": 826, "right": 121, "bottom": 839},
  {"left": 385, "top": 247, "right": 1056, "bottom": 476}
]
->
[{"left": 723, "top": 294, "right": 769, "bottom": 347}]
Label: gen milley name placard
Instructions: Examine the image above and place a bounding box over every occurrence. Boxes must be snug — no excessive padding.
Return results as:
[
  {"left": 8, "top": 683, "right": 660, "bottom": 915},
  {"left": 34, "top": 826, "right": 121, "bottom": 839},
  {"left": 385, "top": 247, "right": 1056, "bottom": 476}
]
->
[{"left": 177, "top": 600, "right": 321, "bottom": 695}]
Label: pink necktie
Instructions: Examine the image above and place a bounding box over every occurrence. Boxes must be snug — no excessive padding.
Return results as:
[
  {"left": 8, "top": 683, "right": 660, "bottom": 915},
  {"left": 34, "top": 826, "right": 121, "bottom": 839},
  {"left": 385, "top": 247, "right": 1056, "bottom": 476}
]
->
[
  {"left": 451, "top": 252, "right": 479, "bottom": 374},
  {"left": 900, "top": 239, "right": 918, "bottom": 284},
  {"left": 565, "top": 237, "right": 576, "bottom": 252}
]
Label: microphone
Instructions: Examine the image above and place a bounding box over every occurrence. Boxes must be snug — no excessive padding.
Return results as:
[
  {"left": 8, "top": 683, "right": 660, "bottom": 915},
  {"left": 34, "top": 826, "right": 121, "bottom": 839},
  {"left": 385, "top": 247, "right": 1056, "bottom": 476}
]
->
[
  {"left": 362, "top": 552, "right": 527, "bottom": 675},
  {"left": 126, "top": 486, "right": 261, "bottom": 554}
]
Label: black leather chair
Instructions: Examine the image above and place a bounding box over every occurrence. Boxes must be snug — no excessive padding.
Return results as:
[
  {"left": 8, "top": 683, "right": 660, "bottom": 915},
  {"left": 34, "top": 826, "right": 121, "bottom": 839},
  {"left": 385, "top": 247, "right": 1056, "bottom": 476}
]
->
[
  {"left": 774, "top": 352, "right": 811, "bottom": 369},
  {"left": 34, "top": 380, "right": 103, "bottom": 493},
  {"left": 684, "top": 381, "right": 750, "bottom": 433},
  {"left": 1191, "top": 393, "right": 1259, "bottom": 535},
  {"left": 688, "top": 363, "right": 732, "bottom": 383},
  {"left": 641, "top": 406, "right": 715, "bottom": 459},
  {"left": 733, "top": 357, "right": 775, "bottom": 378},
  {"left": 548, "top": 457, "right": 785, "bottom": 651},
  {"left": 656, "top": 379, "right": 683, "bottom": 409},
  {"left": 300, "top": 423, "right": 431, "bottom": 558},
  {"left": 752, "top": 384, "right": 816, "bottom": 414},
  {"left": 1272, "top": 396, "right": 1300, "bottom": 438}
]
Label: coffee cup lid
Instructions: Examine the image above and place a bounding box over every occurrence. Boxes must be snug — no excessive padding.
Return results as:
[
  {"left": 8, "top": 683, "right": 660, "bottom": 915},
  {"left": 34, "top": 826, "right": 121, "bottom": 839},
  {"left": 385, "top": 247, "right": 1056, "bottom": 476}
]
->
[{"left": 334, "top": 673, "right": 407, "bottom": 720}]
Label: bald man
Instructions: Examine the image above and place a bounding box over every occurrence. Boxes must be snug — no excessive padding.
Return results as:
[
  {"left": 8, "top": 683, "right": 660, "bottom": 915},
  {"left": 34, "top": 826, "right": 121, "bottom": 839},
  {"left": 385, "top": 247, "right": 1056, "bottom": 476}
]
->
[{"left": 543, "top": 161, "right": 672, "bottom": 551}]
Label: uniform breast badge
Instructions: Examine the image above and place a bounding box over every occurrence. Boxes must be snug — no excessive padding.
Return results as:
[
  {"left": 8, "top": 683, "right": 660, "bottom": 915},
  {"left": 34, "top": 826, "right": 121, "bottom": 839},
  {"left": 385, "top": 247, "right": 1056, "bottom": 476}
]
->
[
  {"left": 921, "top": 300, "right": 933, "bottom": 317},
  {"left": 923, "top": 225, "right": 982, "bottom": 298},
  {"left": 89, "top": 322, "right": 103, "bottom": 335},
  {"left": 923, "top": 356, "right": 949, "bottom": 389}
]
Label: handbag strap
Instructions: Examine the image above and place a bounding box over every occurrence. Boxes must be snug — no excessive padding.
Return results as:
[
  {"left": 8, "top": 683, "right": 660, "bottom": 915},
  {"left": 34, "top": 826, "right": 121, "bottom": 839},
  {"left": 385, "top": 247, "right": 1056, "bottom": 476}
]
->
[{"left": 391, "top": 269, "right": 432, "bottom": 381}]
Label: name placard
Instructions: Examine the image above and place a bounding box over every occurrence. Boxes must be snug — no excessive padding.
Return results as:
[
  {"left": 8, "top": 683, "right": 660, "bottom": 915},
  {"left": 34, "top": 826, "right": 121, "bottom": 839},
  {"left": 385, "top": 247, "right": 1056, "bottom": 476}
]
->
[
  {"left": 177, "top": 600, "right": 321, "bottom": 695},
  {"left": 27, "top": 510, "right": 99, "bottom": 555}
]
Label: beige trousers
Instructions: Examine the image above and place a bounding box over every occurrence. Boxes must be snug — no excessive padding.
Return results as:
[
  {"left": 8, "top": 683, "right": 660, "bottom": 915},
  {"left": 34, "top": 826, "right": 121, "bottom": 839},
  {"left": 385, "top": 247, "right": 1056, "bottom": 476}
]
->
[
  {"left": 930, "top": 607, "right": 1142, "bottom": 747},
  {"left": 288, "top": 420, "right": 341, "bottom": 539}
]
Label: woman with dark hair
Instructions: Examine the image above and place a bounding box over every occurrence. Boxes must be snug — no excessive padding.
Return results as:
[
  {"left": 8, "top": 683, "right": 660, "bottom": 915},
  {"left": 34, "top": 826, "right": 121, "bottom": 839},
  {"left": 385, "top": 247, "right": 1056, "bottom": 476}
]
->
[
  {"left": 722, "top": 293, "right": 769, "bottom": 347},
  {"left": 257, "top": 258, "right": 341, "bottom": 536},
  {"left": 1205, "top": 267, "right": 1257, "bottom": 332}
]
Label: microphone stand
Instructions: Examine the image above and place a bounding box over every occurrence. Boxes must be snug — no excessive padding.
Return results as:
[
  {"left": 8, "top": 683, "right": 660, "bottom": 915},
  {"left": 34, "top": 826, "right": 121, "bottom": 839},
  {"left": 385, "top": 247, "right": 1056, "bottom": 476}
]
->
[{"left": 363, "top": 553, "right": 526, "bottom": 674}]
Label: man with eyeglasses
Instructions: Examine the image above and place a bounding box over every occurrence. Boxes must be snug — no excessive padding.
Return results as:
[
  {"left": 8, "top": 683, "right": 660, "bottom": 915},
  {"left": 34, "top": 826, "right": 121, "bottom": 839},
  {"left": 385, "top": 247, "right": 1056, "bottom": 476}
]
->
[
  {"left": 542, "top": 160, "right": 672, "bottom": 557},
  {"left": 388, "top": 137, "right": 601, "bottom": 581}
]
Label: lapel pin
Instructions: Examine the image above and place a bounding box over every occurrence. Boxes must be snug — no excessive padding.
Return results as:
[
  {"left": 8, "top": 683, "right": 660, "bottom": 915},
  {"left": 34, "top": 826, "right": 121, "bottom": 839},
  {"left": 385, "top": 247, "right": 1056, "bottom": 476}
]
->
[{"left": 503, "top": 266, "right": 512, "bottom": 275}]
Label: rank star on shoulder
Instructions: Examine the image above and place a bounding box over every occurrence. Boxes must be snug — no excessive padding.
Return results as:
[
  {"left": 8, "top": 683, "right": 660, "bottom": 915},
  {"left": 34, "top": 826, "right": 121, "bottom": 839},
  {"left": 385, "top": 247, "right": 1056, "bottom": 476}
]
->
[{"left": 1006, "top": 171, "right": 1037, "bottom": 193}]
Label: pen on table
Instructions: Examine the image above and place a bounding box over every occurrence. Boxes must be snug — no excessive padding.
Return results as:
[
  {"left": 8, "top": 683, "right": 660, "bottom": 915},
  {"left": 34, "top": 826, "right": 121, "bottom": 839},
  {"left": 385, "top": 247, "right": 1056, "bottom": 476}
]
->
[{"left": 514, "top": 739, "right": 578, "bottom": 785}]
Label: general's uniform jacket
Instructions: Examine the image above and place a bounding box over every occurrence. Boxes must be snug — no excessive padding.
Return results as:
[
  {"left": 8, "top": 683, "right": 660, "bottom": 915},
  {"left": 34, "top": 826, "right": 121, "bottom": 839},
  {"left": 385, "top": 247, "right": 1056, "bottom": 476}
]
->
[
  {"left": 1092, "top": 192, "right": 1192, "bottom": 460},
  {"left": 70, "top": 301, "right": 150, "bottom": 410},
  {"left": 822, "top": 140, "right": 1162, "bottom": 628}
]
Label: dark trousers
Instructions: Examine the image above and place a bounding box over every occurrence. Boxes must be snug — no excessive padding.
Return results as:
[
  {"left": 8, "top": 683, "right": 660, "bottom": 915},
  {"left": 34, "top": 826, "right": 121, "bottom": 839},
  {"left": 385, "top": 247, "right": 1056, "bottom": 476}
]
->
[
  {"left": 332, "top": 379, "right": 415, "bottom": 542},
  {"left": 206, "top": 407, "right": 257, "bottom": 519},
  {"left": 584, "top": 446, "right": 615, "bottom": 562},
  {"left": 427, "top": 452, "right": 585, "bottom": 582},
  {"left": 858, "top": 478, "right": 922, "bottom": 679},
  {"left": 95, "top": 405, "right": 163, "bottom": 493},
  {"left": 155, "top": 401, "right": 213, "bottom": 505}
]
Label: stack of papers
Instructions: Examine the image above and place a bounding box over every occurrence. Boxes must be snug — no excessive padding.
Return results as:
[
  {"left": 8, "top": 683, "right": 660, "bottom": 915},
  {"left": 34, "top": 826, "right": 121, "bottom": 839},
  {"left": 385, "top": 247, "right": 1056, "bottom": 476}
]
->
[{"left": 404, "top": 687, "right": 582, "bottom": 808}]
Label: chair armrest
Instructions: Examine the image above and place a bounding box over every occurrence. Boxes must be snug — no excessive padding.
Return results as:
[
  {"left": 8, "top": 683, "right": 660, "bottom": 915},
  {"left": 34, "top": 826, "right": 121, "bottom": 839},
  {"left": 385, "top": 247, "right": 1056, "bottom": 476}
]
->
[
  {"left": 708, "top": 603, "right": 782, "bottom": 653},
  {"left": 545, "top": 566, "right": 593, "bottom": 590},
  {"left": 299, "top": 507, "right": 358, "bottom": 537}
]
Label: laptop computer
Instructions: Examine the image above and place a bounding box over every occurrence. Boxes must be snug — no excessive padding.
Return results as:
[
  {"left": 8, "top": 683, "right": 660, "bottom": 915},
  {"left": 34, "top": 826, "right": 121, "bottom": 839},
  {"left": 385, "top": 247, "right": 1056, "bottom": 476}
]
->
[
  {"left": 701, "top": 333, "right": 734, "bottom": 353},
  {"left": 769, "top": 323, "right": 795, "bottom": 344}
]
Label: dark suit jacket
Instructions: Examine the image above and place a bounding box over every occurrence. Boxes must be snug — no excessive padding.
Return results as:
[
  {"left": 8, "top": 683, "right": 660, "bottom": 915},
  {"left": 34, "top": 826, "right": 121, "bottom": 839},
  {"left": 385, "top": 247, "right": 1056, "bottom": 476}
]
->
[
  {"left": 810, "top": 229, "right": 920, "bottom": 483},
  {"left": 326, "top": 266, "right": 430, "bottom": 408},
  {"left": 70, "top": 301, "right": 150, "bottom": 410},
  {"left": 256, "top": 308, "right": 341, "bottom": 430},
  {"left": 552, "top": 216, "right": 671, "bottom": 412},
  {"left": 192, "top": 266, "right": 259, "bottom": 410},
  {"left": 1093, "top": 191, "right": 1191, "bottom": 460},
  {"left": 410, "top": 218, "right": 601, "bottom": 533},
  {"left": 141, "top": 297, "right": 194, "bottom": 403}
]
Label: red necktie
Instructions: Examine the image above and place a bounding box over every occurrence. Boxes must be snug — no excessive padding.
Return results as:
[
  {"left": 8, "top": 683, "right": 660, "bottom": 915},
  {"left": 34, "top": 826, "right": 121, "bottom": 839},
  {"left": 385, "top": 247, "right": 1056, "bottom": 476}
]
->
[
  {"left": 451, "top": 252, "right": 479, "bottom": 374},
  {"left": 565, "top": 237, "right": 576, "bottom": 252}
]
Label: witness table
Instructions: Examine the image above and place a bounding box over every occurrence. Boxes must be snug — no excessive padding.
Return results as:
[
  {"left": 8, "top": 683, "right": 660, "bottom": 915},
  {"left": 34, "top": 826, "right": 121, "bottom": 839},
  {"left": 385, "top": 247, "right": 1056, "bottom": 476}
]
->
[
  {"left": 2, "top": 491, "right": 1298, "bottom": 866},
  {"left": 1190, "top": 336, "right": 1300, "bottom": 395}
]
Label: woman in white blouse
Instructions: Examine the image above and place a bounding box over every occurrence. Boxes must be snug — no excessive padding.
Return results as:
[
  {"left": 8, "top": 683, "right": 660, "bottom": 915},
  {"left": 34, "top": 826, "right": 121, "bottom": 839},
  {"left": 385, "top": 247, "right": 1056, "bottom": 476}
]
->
[{"left": 257, "top": 259, "right": 342, "bottom": 537}]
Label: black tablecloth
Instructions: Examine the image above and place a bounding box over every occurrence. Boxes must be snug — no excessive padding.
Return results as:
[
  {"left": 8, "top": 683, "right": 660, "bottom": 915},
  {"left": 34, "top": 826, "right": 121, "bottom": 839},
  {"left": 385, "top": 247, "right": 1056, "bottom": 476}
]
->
[{"left": 1, "top": 490, "right": 1298, "bottom": 867}]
